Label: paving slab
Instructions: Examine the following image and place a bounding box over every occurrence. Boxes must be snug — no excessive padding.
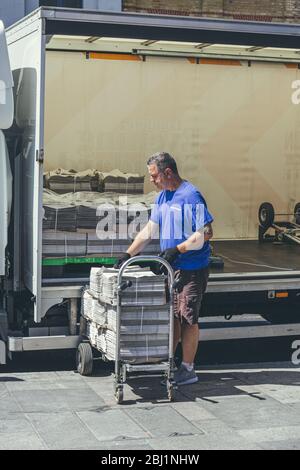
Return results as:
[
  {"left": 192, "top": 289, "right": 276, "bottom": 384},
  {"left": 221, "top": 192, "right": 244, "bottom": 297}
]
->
[
  {"left": 192, "top": 394, "right": 300, "bottom": 430},
  {"left": 1, "top": 361, "right": 300, "bottom": 449},
  {"left": 126, "top": 405, "right": 203, "bottom": 438},
  {"left": 0, "top": 390, "right": 23, "bottom": 416},
  {"left": 238, "top": 425, "right": 300, "bottom": 443},
  {"left": 4, "top": 381, "right": 78, "bottom": 391},
  {"left": 171, "top": 401, "right": 217, "bottom": 422},
  {"left": 27, "top": 412, "right": 100, "bottom": 450},
  {"left": 192, "top": 418, "right": 243, "bottom": 436},
  {"left": 0, "top": 432, "right": 46, "bottom": 450},
  {"left": 0, "top": 372, "right": 58, "bottom": 382},
  {"left": 76, "top": 440, "right": 154, "bottom": 451},
  {"left": 12, "top": 388, "right": 104, "bottom": 413},
  {"left": 0, "top": 416, "right": 35, "bottom": 434},
  {"left": 0, "top": 383, "right": 9, "bottom": 392},
  {"left": 177, "top": 378, "right": 250, "bottom": 403},
  {"left": 229, "top": 369, "right": 300, "bottom": 385},
  {"left": 236, "top": 384, "right": 300, "bottom": 404},
  {"left": 147, "top": 434, "right": 262, "bottom": 450},
  {"left": 260, "top": 440, "right": 300, "bottom": 450},
  {"left": 77, "top": 409, "right": 149, "bottom": 441}
]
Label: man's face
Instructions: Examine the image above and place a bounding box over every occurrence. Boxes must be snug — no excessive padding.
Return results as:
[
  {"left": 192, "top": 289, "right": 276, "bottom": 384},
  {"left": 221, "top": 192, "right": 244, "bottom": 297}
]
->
[{"left": 148, "top": 163, "right": 170, "bottom": 190}]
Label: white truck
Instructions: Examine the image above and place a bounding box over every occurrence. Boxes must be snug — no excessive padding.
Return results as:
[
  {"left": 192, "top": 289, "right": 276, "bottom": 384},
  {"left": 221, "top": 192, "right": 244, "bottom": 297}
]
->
[{"left": 1, "top": 6, "right": 300, "bottom": 364}]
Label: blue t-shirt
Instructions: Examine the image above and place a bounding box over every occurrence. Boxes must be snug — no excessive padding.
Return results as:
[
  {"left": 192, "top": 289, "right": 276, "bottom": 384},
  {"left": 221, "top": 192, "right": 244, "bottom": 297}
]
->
[{"left": 150, "top": 180, "right": 213, "bottom": 270}]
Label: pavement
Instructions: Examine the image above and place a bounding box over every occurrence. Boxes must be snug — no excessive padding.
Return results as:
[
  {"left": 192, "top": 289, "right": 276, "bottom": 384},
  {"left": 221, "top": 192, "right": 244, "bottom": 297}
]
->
[{"left": 1, "top": 359, "right": 300, "bottom": 450}]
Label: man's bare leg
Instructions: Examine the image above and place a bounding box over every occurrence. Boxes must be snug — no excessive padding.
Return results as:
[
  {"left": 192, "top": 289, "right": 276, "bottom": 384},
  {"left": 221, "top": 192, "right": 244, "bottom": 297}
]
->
[{"left": 181, "top": 323, "right": 199, "bottom": 364}]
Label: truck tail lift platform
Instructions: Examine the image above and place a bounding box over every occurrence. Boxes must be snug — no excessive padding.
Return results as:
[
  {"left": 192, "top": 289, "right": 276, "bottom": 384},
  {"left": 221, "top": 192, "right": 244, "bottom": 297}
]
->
[{"left": 258, "top": 202, "right": 300, "bottom": 245}]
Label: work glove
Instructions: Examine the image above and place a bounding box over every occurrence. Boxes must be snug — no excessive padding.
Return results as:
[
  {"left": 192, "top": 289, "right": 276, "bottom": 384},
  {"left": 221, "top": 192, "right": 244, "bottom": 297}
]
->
[
  {"left": 159, "top": 247, "right": 180, "bottom": 265},
  {"left": 113, "top": 253, "right": 131, "bottom": 269}
]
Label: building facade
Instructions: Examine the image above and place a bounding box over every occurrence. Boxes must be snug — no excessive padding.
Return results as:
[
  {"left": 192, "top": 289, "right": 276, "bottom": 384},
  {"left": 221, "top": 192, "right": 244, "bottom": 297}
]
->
[
  {"left": 0, "top": 0, "right": 122, "bottom": 27},
  {"left": 123, "top": 0, "right": 300, "bottom": 23},
  {"left": 1, "top": 0, "right": 300, "bottom": 27}
]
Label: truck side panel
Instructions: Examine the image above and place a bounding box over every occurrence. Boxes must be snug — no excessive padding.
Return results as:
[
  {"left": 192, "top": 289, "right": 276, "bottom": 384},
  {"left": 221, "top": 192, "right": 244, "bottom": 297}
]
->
[{"left": 7, "top": 23, "right": 45, "bottom": 322}]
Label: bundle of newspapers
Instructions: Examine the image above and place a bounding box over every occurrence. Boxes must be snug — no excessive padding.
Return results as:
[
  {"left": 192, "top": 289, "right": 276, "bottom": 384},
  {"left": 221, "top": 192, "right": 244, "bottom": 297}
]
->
[
  {"left": 44, "top": 169, "right": 99, "bottom": 193},
  {"left": 82, "top": 267, "right": 169, "bottom": 363},
  {"left": 42, "top": 189, "right": 159, "bottom": 258},
  {"left": 99, "top": 169, "right": 145, "bottom": 194},
  {"left": 89, "top": 267, "right": 166, "bottom": 306},
  {"left": 42, "top": 231, "right": 160, "bottom": 258},
  {"left": 44, "top": 168, "right": 145, "bottom": 194}
]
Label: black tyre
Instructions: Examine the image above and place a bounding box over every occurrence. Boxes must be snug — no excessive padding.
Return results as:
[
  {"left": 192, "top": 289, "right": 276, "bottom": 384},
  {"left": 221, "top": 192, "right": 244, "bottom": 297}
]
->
[
  {"left": 294, "top": 203, "right": 300, "bottom": 225},
  {"left": 115, "top": 386, "right": 124, "bottom": 404},
  {"left": 76, "top": 342, "right": 93, "bottom": 376},
  {"left": 258, "top": 202, "right": 275, "bottom": 229}
]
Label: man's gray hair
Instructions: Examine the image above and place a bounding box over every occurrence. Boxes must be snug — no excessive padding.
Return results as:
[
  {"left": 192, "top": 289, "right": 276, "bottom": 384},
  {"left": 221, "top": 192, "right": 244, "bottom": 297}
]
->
[{"left": 147, "top": 152, "right": 178, "bottom": 175}]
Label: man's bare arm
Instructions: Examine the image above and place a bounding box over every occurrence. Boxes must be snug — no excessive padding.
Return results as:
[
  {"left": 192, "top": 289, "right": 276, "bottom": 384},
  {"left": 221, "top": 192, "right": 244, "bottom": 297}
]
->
[
  {"left": 126, "top": 220, "right": 159, "bottom": 257},
  {"left": 177, "top": 223, "right": 213, "bottom": 254}
]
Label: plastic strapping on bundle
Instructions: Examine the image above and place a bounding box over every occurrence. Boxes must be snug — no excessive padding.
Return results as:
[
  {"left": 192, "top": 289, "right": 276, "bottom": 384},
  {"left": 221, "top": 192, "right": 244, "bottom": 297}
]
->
[
  {"left": 64, "top": 233, "right": 68, "bottom": 260},
  {"left": 104, "top": 304, "right": 108, "bottom": 327},
  {"left": 140, "top": 306, "right": 144, "bottom": 333},
  {"left": 135, "top": 278, "right": 138, "bottom": 305},
  {"left": 73, "top": 174, "right": 77, "bottom": 193},
  {"left": 54, "top": 208, "right": 58, "bottom": 232},
  {"left": 146, "top": 334, "right": 149, "bottom": 362}
]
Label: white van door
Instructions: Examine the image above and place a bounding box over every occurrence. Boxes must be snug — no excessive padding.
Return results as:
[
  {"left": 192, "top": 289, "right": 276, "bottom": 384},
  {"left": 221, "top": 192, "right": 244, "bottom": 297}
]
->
[
  {"left": 7, "top": 20, "right": 45, "bottom": 322},
  {"left": 0, "top": 131, "right": 12, "bottom": 276},
  {"left": 0, "top": 21, "right": 13, "bottom": 276},
  {"left": 0, "top": 21, "right": 13, "bottom": 129}
]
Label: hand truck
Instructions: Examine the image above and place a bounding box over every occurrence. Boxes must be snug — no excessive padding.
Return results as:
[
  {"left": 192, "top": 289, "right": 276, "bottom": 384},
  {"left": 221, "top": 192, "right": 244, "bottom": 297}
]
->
[
  {"left": 258, "top": 201, "right": 300, "bottom": 245},
  {"left": 77, "top": 255, "right": 177, "bottom": 404}
]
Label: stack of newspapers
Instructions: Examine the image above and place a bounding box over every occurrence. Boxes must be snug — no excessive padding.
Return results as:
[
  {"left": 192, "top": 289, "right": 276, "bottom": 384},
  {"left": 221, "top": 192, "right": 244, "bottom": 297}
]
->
[
  {"left": 82, "top": 267, "right": 170, "bottom": 363},
  {"left": 45, "top": 168, "right": 99, "bottom": 193},
  {"left": 99, "top": 169, "right": 144, "bottom": 194},
  {"left": 89, "top": 267, "right": 166, "bottom": 306},
  {"left": 42, "top": 189, "right": 159, "bottom": 260}
]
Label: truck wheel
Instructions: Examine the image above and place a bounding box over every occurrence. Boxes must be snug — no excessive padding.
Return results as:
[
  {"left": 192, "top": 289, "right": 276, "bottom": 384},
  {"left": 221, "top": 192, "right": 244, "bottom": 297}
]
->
[
  {"left": 258, "top": 203, "right": 275, "bottom": 229},
  {"left": 76, "top": 342, "right": 93, "bottom": 376},
  {"left": 294, "top": 203, "right": 300, "bottom": 225}
]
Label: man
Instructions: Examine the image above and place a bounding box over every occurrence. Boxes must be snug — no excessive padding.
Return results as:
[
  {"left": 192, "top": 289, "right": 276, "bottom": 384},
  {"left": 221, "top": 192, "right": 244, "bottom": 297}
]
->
[{"left": 115, "top": 152, "right": 213, "bottom": 385}]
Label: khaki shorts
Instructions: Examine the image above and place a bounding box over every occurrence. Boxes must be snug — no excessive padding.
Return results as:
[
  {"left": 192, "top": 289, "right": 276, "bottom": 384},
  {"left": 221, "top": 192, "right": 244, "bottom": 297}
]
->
[{"left": 173, "top": 267, "right": 209, "bottom": 325}]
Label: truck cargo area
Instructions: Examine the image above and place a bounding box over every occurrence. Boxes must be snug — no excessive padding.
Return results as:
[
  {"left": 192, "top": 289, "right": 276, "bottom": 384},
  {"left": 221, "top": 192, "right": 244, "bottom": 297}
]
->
[
  {"left": 2, "top": 8, "right": 300, "bottom": 347},
  {"left": 211, "top": 240, "right": 300, "bottom": 275},
  {"left": 41, "top": 240, "right": 300, "bottom": 285},
  {"left": 40, "top": 34, "right": 300, "bottom": 286}
]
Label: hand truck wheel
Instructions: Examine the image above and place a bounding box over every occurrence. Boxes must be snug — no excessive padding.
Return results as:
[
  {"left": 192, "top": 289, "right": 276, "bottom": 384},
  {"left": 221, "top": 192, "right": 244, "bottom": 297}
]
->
[
  {"left": 167, "top": 380, "right": 176, "bottom": 402},
  {"left": 76, "top": 342, "right": 93, "bottom": 376},
  {"left": 258, "top": 202, "right": 275, "bottom": 229},
  {"left": 114, "top": 384, "right": 124, "bottom": 404}
]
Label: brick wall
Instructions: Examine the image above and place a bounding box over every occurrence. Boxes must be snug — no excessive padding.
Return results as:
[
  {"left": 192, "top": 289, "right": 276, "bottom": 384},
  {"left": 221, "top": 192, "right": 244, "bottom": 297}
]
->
[{"left": 122, "top": 0, "right": 300, "bottom": 23}]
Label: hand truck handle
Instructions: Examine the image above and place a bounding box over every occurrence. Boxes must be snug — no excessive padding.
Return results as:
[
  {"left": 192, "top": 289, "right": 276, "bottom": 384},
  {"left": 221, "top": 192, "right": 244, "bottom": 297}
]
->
[
  {"left": 117, "top": 255, "right": 175, "bottom": 294},
  {"left": 114, "top": 255, "right": 176, "bottom": 381}
]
